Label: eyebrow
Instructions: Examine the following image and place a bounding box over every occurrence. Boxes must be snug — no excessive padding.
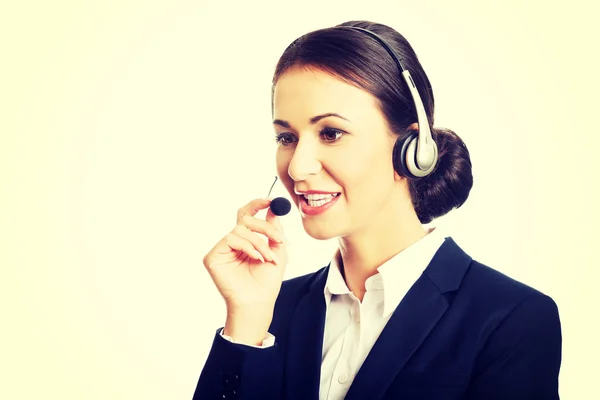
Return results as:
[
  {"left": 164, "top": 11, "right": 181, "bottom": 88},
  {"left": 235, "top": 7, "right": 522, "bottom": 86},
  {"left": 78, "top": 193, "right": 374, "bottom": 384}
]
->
[{"left": 273, "top": 113, "right": 350, "bottom": 128}]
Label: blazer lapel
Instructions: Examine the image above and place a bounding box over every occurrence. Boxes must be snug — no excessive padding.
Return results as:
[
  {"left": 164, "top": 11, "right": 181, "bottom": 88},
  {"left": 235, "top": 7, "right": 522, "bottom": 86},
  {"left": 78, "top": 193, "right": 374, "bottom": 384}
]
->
[
  {"left": 345, "top": 237, "right": 472, "bottom": 400},
  {"left": 284, "top": 267, "right": 328, "bottom": 400}
]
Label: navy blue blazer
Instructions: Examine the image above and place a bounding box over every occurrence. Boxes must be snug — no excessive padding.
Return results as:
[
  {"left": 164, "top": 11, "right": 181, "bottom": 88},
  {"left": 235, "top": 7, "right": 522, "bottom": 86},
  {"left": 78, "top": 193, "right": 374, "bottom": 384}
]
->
[{"left": 192, "top": 237, "right": 562, "bottom": 399}]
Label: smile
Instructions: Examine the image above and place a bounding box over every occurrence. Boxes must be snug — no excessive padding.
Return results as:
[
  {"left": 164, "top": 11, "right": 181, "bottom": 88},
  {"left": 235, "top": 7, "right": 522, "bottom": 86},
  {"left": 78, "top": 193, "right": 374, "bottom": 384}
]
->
[
  {"left": 299, "top": 193, "right": 341, "bottom": 216},
  {"left": 304, "top": 193, "right": 339, "bottom": 206}
]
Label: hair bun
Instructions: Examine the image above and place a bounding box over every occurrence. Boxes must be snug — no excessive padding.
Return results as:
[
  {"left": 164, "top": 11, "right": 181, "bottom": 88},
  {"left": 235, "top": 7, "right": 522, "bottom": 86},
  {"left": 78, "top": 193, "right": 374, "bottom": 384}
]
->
[{"left": 409, "top": 127, "right": 473, "bottom": 224}]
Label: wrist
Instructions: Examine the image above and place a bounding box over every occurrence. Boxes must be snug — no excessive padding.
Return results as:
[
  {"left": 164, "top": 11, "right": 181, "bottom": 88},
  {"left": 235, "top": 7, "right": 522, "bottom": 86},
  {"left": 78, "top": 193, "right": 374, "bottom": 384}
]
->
[{"left": 223, "top": 307, "right": 274, "bottom": 346}]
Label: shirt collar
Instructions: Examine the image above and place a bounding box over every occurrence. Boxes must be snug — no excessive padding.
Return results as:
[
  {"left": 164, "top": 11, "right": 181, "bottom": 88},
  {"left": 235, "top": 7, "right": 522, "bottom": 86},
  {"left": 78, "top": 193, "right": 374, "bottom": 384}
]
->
[
  {"left": 323, "top": 248, "right": 351, "bottom": 307},
  {"left": 323, "top": 227, "right": 447, "bottom": 318}
]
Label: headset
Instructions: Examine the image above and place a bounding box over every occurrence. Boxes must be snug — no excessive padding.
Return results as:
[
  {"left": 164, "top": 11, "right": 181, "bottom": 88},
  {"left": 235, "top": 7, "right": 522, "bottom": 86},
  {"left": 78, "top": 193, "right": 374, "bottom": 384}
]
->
[{"left": 346, "top": 27, "right": 438, "bottom": 179}]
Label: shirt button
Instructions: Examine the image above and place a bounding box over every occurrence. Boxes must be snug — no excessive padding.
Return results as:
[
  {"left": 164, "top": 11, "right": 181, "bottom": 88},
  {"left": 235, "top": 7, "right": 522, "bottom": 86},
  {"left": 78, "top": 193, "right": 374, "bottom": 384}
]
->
[{"left": 338, "top": 372, "right": 349, "bottom": 384}]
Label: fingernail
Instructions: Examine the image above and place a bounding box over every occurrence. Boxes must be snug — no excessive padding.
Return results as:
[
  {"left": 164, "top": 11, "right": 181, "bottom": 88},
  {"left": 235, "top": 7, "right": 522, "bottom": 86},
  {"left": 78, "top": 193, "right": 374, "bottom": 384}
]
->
[{"left": 271, "top": 252, "right": 280, "bottom": 265}]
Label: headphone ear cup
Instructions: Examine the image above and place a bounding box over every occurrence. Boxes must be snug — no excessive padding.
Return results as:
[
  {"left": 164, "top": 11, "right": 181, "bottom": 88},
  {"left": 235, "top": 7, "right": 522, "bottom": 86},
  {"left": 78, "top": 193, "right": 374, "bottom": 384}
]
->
[{"left": 393, "top": 130, "right": 419, "bottom": 179}]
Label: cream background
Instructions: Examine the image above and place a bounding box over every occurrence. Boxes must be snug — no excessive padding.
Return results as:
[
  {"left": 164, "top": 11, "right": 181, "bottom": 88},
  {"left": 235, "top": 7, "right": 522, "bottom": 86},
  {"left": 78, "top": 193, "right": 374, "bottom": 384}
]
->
[{"left": 1, "top": 0, "right": 598, "bottom": 398}]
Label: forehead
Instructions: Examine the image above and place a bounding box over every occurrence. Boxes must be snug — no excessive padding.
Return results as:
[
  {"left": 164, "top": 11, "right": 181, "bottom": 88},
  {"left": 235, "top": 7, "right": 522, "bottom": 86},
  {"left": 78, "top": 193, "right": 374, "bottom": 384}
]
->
[{"left": 272, "top": 67, "right": 381, "bottom": 123}]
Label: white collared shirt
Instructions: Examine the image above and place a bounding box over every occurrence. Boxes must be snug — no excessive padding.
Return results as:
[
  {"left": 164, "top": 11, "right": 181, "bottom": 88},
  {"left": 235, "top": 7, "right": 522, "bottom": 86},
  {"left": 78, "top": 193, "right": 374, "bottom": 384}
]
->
[
  {"left": 220, "top": 227, "right": 446, "bottom": 400},
  {"left": 319, "top": 227, "right": 445, "bottom": 400}
]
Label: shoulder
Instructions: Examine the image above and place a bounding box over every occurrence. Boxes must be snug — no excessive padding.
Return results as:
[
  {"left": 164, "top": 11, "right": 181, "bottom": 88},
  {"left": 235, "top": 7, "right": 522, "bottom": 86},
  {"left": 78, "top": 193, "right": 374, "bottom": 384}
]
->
[
  {"left": 462, "top": 262, "right": 562, "bottom": 387},
  {"left": 456, "top": 259, "right": 561, "bottom": 338},
  {"left": 429, "top": 237, "right": 559, "bottom": 319},
  {"left": 462, "top": 259, "right": 557, "bottom": 309}
]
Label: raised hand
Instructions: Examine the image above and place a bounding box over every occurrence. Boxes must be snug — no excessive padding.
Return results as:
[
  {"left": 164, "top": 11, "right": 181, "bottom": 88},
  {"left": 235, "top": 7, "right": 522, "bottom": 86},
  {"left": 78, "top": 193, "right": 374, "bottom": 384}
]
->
[{"left": 202, "top": 198, "right": 289, "bottom": 345}]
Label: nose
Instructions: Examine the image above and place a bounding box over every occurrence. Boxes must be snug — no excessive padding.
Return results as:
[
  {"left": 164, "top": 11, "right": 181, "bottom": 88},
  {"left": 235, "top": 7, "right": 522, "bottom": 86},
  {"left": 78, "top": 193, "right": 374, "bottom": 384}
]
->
[{"left": 287, "top": 138, "right": 322, "bottom": 182}]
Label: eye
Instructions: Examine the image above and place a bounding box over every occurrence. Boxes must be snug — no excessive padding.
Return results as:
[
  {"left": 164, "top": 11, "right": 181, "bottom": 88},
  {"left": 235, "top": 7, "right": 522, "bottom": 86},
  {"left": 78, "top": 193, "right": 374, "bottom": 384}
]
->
[
  {"left": 320, "top": 127, "right": 345, "bottom": 143},
  {"left": 274, "top": 128, "right": 346, "bottom": 146},
  {"left": 274, "top": 133, "right": 297, "bottom": 146}
]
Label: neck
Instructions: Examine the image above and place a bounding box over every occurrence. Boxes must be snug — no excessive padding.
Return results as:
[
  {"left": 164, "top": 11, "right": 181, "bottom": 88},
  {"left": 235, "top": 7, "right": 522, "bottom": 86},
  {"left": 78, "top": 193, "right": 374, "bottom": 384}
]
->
[{"left": 336, "top": 205, "right": 427, "bottom": 301}]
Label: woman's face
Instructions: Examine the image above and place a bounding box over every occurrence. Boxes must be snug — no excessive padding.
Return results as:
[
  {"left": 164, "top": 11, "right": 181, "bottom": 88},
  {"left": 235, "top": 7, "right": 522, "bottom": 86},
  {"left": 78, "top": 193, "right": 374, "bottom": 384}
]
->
[{"left": 272, "top": 67, "right": 406, "bottom": 240}]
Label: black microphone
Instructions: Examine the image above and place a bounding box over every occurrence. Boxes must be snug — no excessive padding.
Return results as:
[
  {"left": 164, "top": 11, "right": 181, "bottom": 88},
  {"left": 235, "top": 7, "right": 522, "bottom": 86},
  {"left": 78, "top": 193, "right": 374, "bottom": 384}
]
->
[
  {"left": 267, "top": 176, "right": 291, "bottom": 216},
  {"left": 270, "top": 197, "right": 291, "bottom": 216}
]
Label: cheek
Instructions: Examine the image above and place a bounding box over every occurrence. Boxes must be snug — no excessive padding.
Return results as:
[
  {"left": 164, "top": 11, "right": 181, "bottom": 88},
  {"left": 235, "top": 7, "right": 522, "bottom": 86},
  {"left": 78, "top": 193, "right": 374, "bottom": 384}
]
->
[{"left": 333, "top": 144, "right": 394, "bottom": 199}]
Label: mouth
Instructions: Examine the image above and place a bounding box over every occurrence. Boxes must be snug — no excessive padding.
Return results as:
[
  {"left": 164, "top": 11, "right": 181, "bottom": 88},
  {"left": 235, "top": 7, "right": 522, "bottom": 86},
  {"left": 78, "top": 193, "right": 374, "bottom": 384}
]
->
[{"left": 300, "top": 193, "right": 341, "bottom": 207}]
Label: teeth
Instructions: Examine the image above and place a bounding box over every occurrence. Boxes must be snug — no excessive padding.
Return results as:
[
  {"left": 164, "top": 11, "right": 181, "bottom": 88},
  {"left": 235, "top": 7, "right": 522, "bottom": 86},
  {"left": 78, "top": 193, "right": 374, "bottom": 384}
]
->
[
  {"left": 303, "top": 193, "right": 338, "bottom": 200},
  {"left": 303, "top": 193, "right": 339, "bottom": 207}
]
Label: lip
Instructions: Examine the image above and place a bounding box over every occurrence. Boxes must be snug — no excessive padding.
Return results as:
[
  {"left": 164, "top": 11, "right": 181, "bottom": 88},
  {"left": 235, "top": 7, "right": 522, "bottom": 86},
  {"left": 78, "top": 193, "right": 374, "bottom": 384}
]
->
[
  {"left": 295, "top": 190, "right": 340, "bottom": 195},
  {"left": 298, "top": 193, "right": 340, "bottom": 216}
]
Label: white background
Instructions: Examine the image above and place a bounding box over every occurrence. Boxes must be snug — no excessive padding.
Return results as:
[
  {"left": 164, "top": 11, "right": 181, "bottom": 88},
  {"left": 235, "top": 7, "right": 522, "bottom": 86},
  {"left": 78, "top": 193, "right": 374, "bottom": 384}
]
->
[{"left": 1, "top": 0, "right": 598, "bottom": 398}]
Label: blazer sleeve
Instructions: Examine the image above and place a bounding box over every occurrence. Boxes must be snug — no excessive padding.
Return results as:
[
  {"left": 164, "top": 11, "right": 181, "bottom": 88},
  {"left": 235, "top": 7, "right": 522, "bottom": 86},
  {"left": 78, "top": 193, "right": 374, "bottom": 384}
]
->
[
  {"left": 192, "top": 329, "right": 283, "bottom": 400},
  {"left": 466, "top": 293, "right": 562, "bottom": 400}
]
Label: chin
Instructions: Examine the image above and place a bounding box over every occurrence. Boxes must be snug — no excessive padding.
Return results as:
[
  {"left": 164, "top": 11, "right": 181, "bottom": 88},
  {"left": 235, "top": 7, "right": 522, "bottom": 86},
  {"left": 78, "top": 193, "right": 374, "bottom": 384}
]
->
[{"left": 301, "top": 219, "right": 339, "bottom": 241}]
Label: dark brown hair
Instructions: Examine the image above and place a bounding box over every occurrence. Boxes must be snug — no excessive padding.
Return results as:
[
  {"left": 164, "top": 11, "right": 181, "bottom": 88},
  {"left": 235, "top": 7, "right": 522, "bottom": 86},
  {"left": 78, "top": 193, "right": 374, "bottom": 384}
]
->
[{"left": 271, "top": 20, "right": 473, "bottom": 224}]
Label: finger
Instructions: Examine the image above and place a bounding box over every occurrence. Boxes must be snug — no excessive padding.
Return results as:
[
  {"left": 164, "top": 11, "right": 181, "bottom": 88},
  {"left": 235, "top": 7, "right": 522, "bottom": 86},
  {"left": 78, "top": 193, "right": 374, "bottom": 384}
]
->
[
  {"left": 265, "top": 208, "right": 286, "bottom": 249},
  {"left": 233, "top": 224, "right": 278, "bottom": 264},
  {"left": 225, "top": 233, "right": 266, "bottom": 263},
  {"left": 239, "top": 214, "right": 284, "bottom": 244},
  {"left": 237, "top": 198, "right": 272, "bottom": 223}
]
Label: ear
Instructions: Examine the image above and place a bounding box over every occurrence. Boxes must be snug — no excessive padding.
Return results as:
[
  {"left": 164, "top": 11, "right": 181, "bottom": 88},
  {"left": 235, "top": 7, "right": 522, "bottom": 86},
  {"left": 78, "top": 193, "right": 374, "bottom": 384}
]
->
[
  {"left": 394, "top": 169, "right": 403, "bottom": 181},
  {"left": 393, "top": 122, "right": 419, "bottom": 181}
]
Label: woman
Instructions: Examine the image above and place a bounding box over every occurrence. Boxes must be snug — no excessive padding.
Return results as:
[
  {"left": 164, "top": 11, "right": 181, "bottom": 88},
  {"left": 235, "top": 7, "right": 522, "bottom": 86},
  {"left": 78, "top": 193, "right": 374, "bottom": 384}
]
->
[{"left": 192, "top": 20, "right": 562, "bottom": 400}]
